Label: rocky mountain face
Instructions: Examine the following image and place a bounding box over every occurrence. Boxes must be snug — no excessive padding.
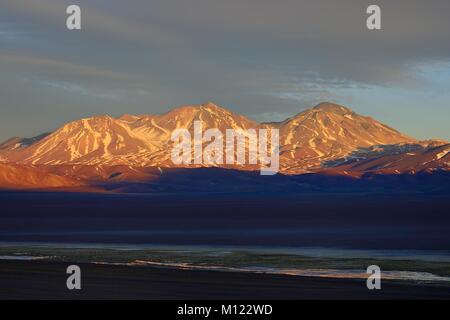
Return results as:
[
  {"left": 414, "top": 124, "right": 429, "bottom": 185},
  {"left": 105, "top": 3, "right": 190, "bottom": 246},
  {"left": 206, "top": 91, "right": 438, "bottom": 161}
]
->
[
  {"left": 0, "top": 163, "right": 84, "bottom": 190},
  {"left": 2, "top": 102, "right": 259, "bottom": 167},
  {"left": 0, "top": 133, "right": 50, "bottom": 152},
  {"left": 0, "top": 102, "right": 448, "bottom": 189},
  {"left": 273, "top": 103, "right": 417, "bottom": 173}
]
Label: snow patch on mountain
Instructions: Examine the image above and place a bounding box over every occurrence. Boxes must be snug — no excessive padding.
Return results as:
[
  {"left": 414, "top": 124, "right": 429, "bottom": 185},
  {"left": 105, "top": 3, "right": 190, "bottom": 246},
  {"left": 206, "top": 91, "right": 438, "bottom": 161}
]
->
[{"left": 0, "top": 102, "right": 447, "bottom": 176}]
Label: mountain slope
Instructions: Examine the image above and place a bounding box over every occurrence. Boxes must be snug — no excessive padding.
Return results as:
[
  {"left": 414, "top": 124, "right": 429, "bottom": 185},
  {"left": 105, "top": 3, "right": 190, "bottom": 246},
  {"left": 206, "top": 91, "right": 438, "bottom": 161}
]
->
[
  {"left": 322, "top": 142, "right": 450, "bottom": 176},
  {"left": 2, "top": 102, "right": 260, "bottom": 167},
  {"left": 0, "top": 102, "right": 447, "bottom": 178},
  {"left": 0, "top": 163, "right": 84, "bottom": 189},
  {"left": 0, "top": 133, "right": 50, "bottom": 152},
  {"left": 276, "top": 103, "right": 415, "bottom": 173},
  {"left": 4, "top": 115, "right": 153, "bottom": 165}
]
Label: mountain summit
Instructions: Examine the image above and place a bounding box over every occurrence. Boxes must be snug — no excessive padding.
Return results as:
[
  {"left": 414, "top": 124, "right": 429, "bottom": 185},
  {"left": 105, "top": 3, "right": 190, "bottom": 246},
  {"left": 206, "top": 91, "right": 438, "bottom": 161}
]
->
[
  {"left": 276, "top": 102, "right": 415, "bottom": 171},
  {"left": 0, "top": 102, "right": 448, "bottom": 179},
  {"left": 2, "top": 102, "right": 258, "bottom": 167}
]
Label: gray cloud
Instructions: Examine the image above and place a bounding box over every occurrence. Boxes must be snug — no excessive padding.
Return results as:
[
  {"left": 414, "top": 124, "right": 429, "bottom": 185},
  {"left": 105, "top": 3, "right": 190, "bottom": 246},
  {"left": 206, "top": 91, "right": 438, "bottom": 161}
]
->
[
  {"left": 0, "top": 53, "right": 137, "bottom": 80},
  {"left": 0, "top": 0, "right": 449, "bottom": 141}
]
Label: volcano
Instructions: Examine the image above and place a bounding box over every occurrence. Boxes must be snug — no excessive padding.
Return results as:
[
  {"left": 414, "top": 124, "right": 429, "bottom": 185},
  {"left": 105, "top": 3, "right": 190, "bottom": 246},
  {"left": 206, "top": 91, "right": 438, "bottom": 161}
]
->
[{"left": 0, "top": 102, "right": 448, "bottom": 191}]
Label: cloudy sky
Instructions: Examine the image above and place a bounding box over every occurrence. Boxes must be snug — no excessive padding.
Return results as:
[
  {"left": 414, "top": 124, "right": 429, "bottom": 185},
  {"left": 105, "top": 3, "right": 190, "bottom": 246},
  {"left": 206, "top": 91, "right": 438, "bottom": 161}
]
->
[{"left": 1, "top": 0, "right": 449, "bottom": 141}]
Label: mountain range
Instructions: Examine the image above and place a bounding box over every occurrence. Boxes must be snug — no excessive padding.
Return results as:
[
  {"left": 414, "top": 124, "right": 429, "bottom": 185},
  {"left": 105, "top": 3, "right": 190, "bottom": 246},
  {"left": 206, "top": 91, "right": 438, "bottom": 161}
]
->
[{"left": 0, "top": 102, "right": 448, "bottom": 191}]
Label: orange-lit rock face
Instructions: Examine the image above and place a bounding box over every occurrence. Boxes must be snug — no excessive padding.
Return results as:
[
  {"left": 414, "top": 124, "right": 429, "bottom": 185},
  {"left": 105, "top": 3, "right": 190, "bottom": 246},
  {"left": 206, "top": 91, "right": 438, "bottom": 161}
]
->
[
  {"left": 0, "top": 102, "right": 448, "bottom": 183},
  {"left": 274, "top": 103, "right": 419, "bottom": 173},
  {"left": 0, "top": 163, "right": 83, "bottom": 189}
]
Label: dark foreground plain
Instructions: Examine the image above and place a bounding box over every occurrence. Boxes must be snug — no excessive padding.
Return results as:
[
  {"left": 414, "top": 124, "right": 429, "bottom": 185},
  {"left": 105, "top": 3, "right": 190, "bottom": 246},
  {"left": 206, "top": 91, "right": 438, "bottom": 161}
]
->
[
  {"left": 1, "top": 191, "right": 450, "bottom": 249},
  {"left": 1, "top": 260, "right": 449, "bottom": 300},
  {"left": 1, "top": 190, "right": 450, "bottom": 299}
]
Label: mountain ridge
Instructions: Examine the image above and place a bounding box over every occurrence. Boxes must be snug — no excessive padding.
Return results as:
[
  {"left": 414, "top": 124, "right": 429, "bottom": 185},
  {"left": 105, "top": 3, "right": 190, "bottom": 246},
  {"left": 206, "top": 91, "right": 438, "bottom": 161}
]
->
[{"left": 0, "top": 102, "right": 448, "bottom": 190}]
